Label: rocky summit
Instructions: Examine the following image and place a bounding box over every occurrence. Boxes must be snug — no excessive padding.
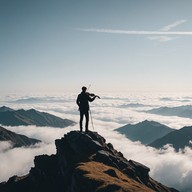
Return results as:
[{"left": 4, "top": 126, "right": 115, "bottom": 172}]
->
[{"left": 0, "top": 131, "right": 179, "bottom": 192}]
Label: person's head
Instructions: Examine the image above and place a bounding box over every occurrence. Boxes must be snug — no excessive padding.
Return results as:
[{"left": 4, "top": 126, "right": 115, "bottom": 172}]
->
[{"left": 82, "top": 86, "right": 87, "bottom": 92}]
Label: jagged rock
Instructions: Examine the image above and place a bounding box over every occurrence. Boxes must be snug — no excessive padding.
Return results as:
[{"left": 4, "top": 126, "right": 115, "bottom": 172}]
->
[{"left": 0, "top": 131, "right": 179, "bottom": 192}]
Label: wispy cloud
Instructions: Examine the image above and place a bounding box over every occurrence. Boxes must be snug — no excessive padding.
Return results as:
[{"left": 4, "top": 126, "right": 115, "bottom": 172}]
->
[
  {"left": 161, "top": 19, "right": 187, "bottom": 31},
  {"left": 79, "top": 28, "right": 192, "bottom": 35},
  {"left": 151, "top": 19, "right": 187, "bottom": 42},
  {"left": 78, "top": 19, "right": 189, "bottom": 42},
  {"left": 147, "top": 36, "right": 179, "bottom": 42}
]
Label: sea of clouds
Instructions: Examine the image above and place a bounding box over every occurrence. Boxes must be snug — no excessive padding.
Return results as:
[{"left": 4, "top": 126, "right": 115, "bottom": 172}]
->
[{"left": 1, "top": 92, "right": 192, "bottom": 191}]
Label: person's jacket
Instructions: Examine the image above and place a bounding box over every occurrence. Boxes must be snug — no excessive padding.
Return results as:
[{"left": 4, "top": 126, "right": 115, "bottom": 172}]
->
[{"left": 76, "top": 92, "right": 96, "bottom": 112}]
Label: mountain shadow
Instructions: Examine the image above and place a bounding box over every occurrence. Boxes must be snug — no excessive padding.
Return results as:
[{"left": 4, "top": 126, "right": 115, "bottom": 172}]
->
[
  {"left": 149, "top": 126, "right": 192, "bottom": 151},
  {"left": 0, "top": 131, "right": 179, "bottom": 192},
  {"left": 0, "top": 126, "right": 40, "bottom": 148},
  {"left": 0, "top": 106, "right": 75, "bottom": 128},
  {"left": 115, "top": 120, "right": 175, "bottom": 145}
]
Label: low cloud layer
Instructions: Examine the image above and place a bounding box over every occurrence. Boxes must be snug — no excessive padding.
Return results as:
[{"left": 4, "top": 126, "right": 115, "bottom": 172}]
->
[
  {"left": 0, "top": 141, "right": 55, "bottom": 182},
  {"left": 0, "top": 125, "right": 75, "bottom": 182},
  {"left": 1, "top": 93, "right": 192, "bottom": 191}
]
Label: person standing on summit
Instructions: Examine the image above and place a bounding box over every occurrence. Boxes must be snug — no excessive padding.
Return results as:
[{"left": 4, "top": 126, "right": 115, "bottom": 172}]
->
[{"left": 76, "top": 86, "right": 100, "bottom": 132}]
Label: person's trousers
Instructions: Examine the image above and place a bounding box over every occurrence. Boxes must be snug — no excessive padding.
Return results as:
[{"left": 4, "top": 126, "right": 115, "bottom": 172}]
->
[{"left": 79, "top": 110, "right": 89, "bottom": 132}]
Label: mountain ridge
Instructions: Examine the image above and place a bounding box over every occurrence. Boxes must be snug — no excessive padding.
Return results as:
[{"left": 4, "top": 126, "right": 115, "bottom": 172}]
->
[
  {"left": 0, "top": 126, "right": 40, "bottom": 148},
  {"left": 115, "top": 120, "right": 175, "bottom": 144},
  {"left": 149, "top": 126, "right": 192, "bottom": 151},
  {"left": 147, "top": 105, "right": 192, "bottom": 119},
  {"left": 0, "top": 106, "right": 75, "bottom": 128}
]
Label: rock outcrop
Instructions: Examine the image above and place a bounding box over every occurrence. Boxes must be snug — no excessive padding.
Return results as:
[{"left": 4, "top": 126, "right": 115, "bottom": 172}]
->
[{"left": 0, "top": 131, "right": 179, "bottom": 192}]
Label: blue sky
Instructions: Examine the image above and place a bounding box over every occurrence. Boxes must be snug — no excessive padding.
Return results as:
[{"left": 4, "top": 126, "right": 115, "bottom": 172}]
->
[{"left": 1, "top": 0, "right": 192, "bottom": 93}]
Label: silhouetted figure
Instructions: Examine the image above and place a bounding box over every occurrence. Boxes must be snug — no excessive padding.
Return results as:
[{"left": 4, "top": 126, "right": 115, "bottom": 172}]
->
[{"left": 76, "top": 86, "right": 100, "bottom": 132}]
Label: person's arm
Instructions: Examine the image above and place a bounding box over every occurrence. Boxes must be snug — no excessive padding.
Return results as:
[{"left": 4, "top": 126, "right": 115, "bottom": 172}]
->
[
  {"left": 76, "top": 95, "right": 80, "bottom": 106},
  {"left": 88, "top": 95, "right": 97, "bottom": 102}
]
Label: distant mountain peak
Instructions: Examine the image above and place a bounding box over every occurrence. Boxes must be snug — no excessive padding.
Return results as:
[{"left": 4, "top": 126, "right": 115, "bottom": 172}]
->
[
  {"left": 116, "top": 120, "right": 175, "bottom": 145},
  {"left": 139, "top": 120, "right": 154, "bottom": 125},
  {"left": 141, "top": 120, "right": 166, "bottom": 127},
  {"left": 0, "top": 106, "right": 14, "bottom": 112},
  {"left": 0, "top": 131, "right": 178, "bottom": 192},
  {"left": 28, "top": 108, "right": 37, "bottom": 112}
]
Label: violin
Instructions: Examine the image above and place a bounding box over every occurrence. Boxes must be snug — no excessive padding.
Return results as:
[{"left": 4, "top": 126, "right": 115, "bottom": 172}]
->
[{"left": 86, "top": 92, "right": 100, "bottom": 99}]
